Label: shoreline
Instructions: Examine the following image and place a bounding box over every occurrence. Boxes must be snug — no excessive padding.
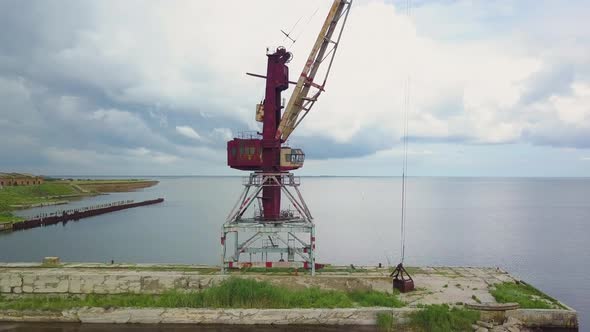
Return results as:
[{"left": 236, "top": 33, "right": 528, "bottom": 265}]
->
[{"left": 0, "top": 179, "right": 159, "bottom": 227}]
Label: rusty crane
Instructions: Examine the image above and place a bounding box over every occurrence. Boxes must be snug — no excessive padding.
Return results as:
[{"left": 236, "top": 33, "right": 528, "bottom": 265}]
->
[{"left": 222, "top": 1, "right": 353, "bottom": 275}]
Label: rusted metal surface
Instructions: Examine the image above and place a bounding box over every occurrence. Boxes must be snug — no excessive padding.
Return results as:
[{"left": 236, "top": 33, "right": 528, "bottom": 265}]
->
[
  {"left": 11, "top": 198, "right": 164, "bottom": 231},
  {"left": 391, "top": 263, "right": 415, "bottom": 293},
  {"left": 467, "top": 302, "right": 521, "bottom": 311}
]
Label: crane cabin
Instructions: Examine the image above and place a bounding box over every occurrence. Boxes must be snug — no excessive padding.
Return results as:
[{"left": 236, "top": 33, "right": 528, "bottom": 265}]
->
[{"left": 227, "top": 138, "right": 305, "bottom": 171}]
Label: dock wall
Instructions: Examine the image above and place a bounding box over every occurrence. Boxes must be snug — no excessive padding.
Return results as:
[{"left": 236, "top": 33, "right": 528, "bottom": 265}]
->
[
  {"left": 0, "top": 268, "right": 392, "bottom": 295},
  {"left": 0, "top": 266, "right": 578, "bottom": 329},
  {"left": 0, "top": 307, "right": 577, "bottom": 328}
]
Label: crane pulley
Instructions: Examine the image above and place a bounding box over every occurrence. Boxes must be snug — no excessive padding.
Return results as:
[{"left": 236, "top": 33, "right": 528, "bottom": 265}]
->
[{"left": 276, "top": 0, "right": 352, "bottom": 142}]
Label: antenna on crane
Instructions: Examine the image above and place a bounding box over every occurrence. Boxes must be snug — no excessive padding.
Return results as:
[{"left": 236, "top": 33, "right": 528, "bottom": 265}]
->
[
  {"left": 281, "top": 14, "right": 303, "bottom": 45},
  {"left": 281, "top": 29, "right": 297, "bottom": 44}
]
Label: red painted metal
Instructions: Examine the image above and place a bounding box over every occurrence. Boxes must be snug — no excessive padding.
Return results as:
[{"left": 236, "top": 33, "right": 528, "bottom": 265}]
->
[
  {"left": 227, "top": 139, "right": 262, "bottom": 171},
  {"left": 227, "top": 140, "right": 301, "bottom": 172},
  {"left": 227, "top": 47, "right": 294, "bottom": 221}
]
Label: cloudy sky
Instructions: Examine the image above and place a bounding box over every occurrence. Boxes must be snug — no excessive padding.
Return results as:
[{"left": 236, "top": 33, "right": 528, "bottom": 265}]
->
[{"left": 1, "top": 0, "right": 589, "bottom": 176}]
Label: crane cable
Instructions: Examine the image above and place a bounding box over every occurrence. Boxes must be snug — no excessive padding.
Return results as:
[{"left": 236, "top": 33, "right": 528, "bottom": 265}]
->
[
  {"left": 400, "top": 0, "right": 413, "bottom": 265},
  {"left": 290, "top": 7, "right": 320, "bottom": 49},
  {"left": 400, "top": 77, "right": 410, "bottom": 264},
  {"left": 281, "top": 7, "right": 321, "bottom": 50}
]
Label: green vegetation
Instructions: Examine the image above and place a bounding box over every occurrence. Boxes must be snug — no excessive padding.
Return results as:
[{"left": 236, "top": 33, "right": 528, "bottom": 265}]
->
[
  {"left": 0, "top": 183, "right": 79, "bottom": 224},
  {"left": 490, "top": 282, "right": 564, "bottom": 309},
  {"left": 239, "top": 267, "right": 309, "bottom": 274},
  {"left": 471, "top": 295, "right": 481, "bottom": 304},
  {"left": 0, "top": 183, "right": 78, "bottom": 207},
  {"left": 376, "top": 312, "right": 395, "bottom": 332},
  {"left": 402, "top": 266, "right": 424, "bottom": 275},
  {"left": 409, "top": 304, "right": 480, "bottom": 332},
  {"left": 0, "top": 179, "right": 157, "bottom": 226},
  {"left": 72, "top": 179, "right": 147, "bottom": 184},
  {"left": 0, "top": 278, "right": 404, "bottom": 311},
  {"left": 0, "top": 211, "right": 24, "bottom": 224},
  {"left": 319, "top": 265, "right": 370, "bottom": 273}
]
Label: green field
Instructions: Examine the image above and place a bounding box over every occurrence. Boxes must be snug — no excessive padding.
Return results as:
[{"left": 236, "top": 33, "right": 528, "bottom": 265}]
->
[
  {"left": 0, "top": 179, "right": 158, "bottom": 225},
  {"left": 0, "top": 183, "right": 81, "bottom": 224},
  {"left": 0, "top": 212, "right": 24, "bottom": 224},
  {"left": 0, "top": 277, "right": 404, "bottom": 311}
]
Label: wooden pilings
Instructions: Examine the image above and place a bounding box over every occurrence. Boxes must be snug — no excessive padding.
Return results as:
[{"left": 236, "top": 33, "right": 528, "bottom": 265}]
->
[{"left": 11, "top": 198, "right": 164, "bottom": 231}]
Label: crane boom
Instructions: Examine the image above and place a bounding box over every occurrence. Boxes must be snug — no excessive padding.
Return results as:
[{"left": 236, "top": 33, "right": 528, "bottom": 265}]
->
[{"left": 276, "top": 0, "right": 352, "bottom": 141}]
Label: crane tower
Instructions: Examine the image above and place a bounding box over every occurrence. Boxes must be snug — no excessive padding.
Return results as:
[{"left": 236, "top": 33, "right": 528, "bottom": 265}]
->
[{"left": 222, "top": 0, "right": 352, "bottom": 275}]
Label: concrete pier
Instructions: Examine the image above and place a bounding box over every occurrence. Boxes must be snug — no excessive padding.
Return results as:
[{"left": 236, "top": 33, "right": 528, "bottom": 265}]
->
[{"left": 0, "top": 262, "right": 578, "bottom": 330}]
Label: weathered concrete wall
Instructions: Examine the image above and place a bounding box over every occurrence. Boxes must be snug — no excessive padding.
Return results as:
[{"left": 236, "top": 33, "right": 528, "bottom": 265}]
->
[
  {"left": 506, "top": 309, "right": 579, "bottom": 329},
  {"left": 0, "top": 307, "right": 577, "bottom": 328},
  {"left": 0, "top": 269, "right": 391, "bottom": 295},
  {"left": 0, "top": 307, "right": 411, "bottom": 325},
  {"left": 0, "top": 266, "right": 578, "bottom": 328},
  {"left": 478, "top": 309, "right": 579, "bottom": 329},
  {"left": 1, "top": 270, "right": 222, "bottom": 294}
]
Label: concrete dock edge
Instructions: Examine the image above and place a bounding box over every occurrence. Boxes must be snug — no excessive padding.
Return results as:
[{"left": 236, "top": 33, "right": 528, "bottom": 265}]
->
[{"left": 0, "top": 307, "right": 577, "bottom": 328}]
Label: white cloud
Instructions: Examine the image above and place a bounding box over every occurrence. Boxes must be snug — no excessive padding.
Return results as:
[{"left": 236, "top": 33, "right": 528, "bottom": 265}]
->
[
  {"left": 212, "top": 128, "right": 233, "bottom": 142},
  {"left": 2, "top": 1, "right": 590, "bottom": 175},
  {"left": 551, "top": 82, "right": 590, "bottom": 125},
  {"left": 297, "top": 2, "right": 544, "bottom": 146},
  {"left": 7, "top": 0, "right": 588, "bottom": 150},
  {"left": 175, "top": 125, "right": 202, "bottom": 140}
]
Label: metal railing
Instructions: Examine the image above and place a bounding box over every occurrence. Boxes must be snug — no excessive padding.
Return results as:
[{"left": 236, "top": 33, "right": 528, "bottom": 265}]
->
[
  {"left": 235, "top": 131, "right": 260, "bottom": 139},
  {"left": 243, "top": 173, "right": 300, "bottom": 186}
]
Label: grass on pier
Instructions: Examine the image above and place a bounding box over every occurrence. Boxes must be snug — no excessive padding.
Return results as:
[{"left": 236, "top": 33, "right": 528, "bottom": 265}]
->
[
  {"left": 490, "top": 282, "right": 565, "bottom": 309},
  {"left": 376, "top": 304, "right": 480, "bottom": 332},
  {"left": 0, "top": 278, "right": 404, "bottom": 311}
]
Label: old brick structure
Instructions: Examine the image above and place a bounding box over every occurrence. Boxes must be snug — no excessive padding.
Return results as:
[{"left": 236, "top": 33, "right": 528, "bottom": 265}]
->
[{"left": 0, "top": 173, "right": 44, "bottom": 187}]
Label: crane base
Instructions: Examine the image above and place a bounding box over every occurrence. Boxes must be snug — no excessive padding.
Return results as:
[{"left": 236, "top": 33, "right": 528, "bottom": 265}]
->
[{"left": 222, "top": 172, "right": 316, "bottom": 275}]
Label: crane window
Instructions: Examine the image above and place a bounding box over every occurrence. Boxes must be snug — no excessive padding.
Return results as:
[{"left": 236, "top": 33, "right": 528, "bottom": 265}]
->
[{"left": 286, "top": 154, "right": 304, "bottom": 164}]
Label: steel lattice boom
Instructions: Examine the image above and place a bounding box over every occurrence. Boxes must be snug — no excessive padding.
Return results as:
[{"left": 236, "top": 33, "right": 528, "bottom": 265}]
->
[{"left": 277, "top": 0, "right": 352, "bottom": 142}]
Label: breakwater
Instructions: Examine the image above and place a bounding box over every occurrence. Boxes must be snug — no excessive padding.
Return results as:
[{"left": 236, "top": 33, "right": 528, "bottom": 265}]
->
[{"left": 10, "top": 198, "right": 164, "bottom": 231}]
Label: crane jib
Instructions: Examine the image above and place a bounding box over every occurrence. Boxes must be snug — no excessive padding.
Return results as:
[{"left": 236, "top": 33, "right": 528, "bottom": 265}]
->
[{"left": 276, "top": 0, "right": 352, "bottom": 141}]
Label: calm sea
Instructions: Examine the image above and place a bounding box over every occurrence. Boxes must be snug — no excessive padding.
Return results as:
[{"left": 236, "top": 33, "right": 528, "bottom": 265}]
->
[{"left": 0, "top": 177, "right": 588, "bottom": 329}]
